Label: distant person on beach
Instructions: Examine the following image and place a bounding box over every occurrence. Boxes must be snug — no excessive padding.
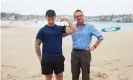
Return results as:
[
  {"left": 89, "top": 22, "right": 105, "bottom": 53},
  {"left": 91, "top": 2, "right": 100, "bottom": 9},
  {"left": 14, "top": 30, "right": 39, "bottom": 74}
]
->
[
  {"left": 35, "top": 20, "right": 38, "bottom": 24},
  {"left": 71, "top": 9, "right": 103, "bottom": 80},
  {"left": 35, "top": 9, "right": 76, "bottom": 80}
]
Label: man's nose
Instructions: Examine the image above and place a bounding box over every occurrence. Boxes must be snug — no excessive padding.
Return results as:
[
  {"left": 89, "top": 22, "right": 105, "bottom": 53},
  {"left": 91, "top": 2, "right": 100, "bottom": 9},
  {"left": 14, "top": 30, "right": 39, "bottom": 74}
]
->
[{"left": 78, "top": 17, "right": 81, "bottom": 20}]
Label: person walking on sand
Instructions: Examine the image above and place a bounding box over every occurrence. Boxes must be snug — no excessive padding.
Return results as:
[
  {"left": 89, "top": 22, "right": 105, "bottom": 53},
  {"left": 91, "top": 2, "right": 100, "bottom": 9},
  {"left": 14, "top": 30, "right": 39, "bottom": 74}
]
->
[
  {"left": 35, "top": 9, "right": 76, "bottom": 80},
  {"left": 71, "top": 9, "right": 104, "bottom": 80}
]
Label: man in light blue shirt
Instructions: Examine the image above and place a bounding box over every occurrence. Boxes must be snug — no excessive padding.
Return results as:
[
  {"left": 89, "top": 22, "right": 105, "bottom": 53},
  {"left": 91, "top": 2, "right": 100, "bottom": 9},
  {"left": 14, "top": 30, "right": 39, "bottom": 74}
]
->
[
  {"left": 71, "top": 10, "right": 103, "bottom": 80},
  {"left": 72, "top": 22, "right": 103, "bottom": 50}
]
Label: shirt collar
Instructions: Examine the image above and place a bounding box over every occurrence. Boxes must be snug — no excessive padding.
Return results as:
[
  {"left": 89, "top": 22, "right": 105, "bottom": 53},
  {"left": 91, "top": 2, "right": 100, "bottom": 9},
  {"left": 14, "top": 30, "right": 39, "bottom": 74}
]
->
[
  {"left": 76, "top": 21, "right": 86, "bottom": 27},
  {"left": 76, "top": 21, "right": 86, "bottom": 29}
]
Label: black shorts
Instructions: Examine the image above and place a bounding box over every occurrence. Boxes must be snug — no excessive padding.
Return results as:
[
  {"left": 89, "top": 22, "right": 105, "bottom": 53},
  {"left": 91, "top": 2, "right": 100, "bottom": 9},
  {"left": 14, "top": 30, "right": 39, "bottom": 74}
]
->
[{"left": 41, "top": 56, "right": 65, "bottom": 75}]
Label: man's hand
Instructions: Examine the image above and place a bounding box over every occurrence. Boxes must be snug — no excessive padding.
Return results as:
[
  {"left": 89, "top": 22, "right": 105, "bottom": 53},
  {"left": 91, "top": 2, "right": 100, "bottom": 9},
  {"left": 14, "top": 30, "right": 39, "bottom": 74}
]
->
[
  {"left": 88, "top": 39, "right": 103, "bottom": 51},
  {"left": 60, "top": 17, "right": 68, "bottom": 22},
  {"left": 38, "top": 55, "right": 42, "bottom": 63},
  {"left": 88, "top": 46, "right": 96, "bottom": 51}
]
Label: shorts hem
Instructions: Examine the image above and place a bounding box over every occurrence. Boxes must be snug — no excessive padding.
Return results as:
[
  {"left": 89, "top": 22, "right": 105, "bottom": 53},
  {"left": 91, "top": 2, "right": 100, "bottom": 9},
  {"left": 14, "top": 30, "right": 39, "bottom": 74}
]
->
[
  {"left": 54, "top": 70, "right": 64, "bottom": 74},
  {"left": 42, "top": 72, "right": 53, "bottom": 75}
]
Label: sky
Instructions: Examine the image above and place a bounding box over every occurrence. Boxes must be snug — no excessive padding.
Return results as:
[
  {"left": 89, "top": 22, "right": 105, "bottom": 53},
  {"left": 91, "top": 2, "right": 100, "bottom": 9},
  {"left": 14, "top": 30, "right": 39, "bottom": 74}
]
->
[{"left": 1, "top": 0, "right": 133, "bottom": 16}]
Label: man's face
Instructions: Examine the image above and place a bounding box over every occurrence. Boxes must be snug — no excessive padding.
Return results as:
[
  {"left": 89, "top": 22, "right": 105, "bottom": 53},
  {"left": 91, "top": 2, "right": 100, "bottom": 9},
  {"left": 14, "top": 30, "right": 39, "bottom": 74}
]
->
[
  {"left": 46, "top": 15, "right": 56, "bottom": 24},
  {"left": 74, "top": 12, "right": 84, "bottom": 23}
]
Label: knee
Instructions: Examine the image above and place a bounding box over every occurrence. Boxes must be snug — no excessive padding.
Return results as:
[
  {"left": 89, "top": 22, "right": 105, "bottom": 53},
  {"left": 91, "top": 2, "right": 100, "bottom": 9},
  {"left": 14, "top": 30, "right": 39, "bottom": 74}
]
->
[
  {"left": 45, "top": 75, "right": 53, "bottom": 80},
  {"left": 72, "top": 71, "right": 80, "bottom": 77},
  {"left": 56, "top": 73, "right": 63, "bottom": 80},
  {"left": 82, "top": 69, "right": 90, "bottom": 74}
]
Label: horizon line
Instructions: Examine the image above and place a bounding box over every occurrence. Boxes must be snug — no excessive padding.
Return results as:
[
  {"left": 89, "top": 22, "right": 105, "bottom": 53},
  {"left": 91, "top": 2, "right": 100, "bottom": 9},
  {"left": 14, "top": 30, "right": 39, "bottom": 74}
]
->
[{"left": 1, "top": 12, "right": 133, "bottom": 17}]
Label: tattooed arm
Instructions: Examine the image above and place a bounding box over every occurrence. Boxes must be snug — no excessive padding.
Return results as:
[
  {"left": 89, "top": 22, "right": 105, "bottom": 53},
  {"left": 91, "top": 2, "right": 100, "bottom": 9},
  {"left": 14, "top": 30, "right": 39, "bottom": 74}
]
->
[{"left": 35, "top": 39, "right": 42, "bottom": 63}]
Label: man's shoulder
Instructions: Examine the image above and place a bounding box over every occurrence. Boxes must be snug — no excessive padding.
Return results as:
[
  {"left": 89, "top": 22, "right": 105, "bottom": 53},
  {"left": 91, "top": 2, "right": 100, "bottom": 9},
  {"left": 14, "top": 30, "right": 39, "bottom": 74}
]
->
[
  {"left": 84, "top": 22, "right": 95, "bottom": 29},
  {"left": 41, "top": 25, "right": 47, "bottom": 29},
  {"left": 84, "top": 22, "right": 93, "bottom": 26},
  {"left": 38, "top": 25, "right": 48, "bottom": 32},
  {"left": 39, "top": 26, "right": 44, "bottom": 30},
  {"left": 54, "top": 24, "right": 66, "bottom": 30}
]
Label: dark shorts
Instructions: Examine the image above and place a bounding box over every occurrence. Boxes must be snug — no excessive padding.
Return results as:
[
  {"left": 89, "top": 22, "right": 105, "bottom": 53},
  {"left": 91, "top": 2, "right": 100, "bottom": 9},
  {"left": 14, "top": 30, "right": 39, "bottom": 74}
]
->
[{"left": 41, "top": 55, "right": 65, "bottom": 75}]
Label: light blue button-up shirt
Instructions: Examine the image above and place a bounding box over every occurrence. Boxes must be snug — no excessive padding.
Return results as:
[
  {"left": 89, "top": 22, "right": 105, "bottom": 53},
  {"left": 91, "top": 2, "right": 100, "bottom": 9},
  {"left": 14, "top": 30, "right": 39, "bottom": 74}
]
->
[{"left": 72, "top": 22, "right": 103, "bottom": 50}]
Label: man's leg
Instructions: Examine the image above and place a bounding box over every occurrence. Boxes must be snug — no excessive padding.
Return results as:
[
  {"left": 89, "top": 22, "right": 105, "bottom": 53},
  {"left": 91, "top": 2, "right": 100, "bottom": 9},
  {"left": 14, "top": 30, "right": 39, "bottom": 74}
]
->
[
  {"left": 71, "top": 51, "right": 80, "bottom": 80},
  {"left": 54, "top": 56, "right": 65, "bottom": 80},
  {"left": 41, "top": 61, "right": 54, "bottom": 80},
  {"left": 80, "top": 51, "right": 91, "bottom": 80},
  {"left": 55, "top": 73, "right": 63, "bottom": 80},
  {"left": 45, "top": 74, "right": 53, "bottom": 80}
]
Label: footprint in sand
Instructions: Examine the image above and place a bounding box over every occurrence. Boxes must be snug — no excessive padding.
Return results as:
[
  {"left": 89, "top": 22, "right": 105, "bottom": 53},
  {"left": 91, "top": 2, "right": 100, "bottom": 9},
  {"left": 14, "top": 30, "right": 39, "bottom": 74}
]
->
[
  {"left": 91, "top": 72, "right": 109, "bottom": 80},
  {"left": 126, "top": 65, "right": 133, "bottom": 67},
  {"left": 104, "top": 62, "right": 112, "bottom": 65},
  {"left": 104, "top": 61, "right": 112, "bottom": 65},
  {"left": 110, "top": 68, "right": 119, "bottom": 71},
  {"left": 31, "top": 76, "right": 36, "bottom": 78},
  {"left": 118, "top": 77, "right": 129, "bottom": 80},
  {"left": 1, "top": 65, "right": 17, "bottom": 68},
  {"left": 30, "top": 74, "right": 41, "bottom": 78},
  {"left": 104, "top": 59, "right": 121, "bottom": 65},
  {"left": 114, "top": 59, "right": 121, "bottom": 62},
  {"left": 6, "top": 74, "right": 18, "bottom": 79},
  {"left": 116, "top": 75, "right": 129, "bottom": 80}
]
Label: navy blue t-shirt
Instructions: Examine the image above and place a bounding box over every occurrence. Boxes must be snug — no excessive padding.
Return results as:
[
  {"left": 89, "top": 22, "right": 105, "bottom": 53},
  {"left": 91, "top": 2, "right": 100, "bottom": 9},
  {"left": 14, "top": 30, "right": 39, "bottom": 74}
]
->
[{"left": 36, "top": 24, "right": 66, "bottom": 61}]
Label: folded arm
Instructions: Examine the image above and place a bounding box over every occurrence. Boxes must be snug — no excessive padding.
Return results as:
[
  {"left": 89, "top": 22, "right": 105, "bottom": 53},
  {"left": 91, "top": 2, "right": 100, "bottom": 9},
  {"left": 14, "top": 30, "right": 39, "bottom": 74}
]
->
[{"left": 60, "top": 18, "right": 77, "bottom": 34}]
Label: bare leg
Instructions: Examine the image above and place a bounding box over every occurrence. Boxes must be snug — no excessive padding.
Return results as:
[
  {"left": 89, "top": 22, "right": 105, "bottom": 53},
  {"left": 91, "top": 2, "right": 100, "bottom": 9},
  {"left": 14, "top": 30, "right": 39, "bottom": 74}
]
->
[
  {"left": 45, "top": 74, "right": 53, "bottom": 80},
  {"left": 55, "top": 73, "right": 63, "bottom": 80}
]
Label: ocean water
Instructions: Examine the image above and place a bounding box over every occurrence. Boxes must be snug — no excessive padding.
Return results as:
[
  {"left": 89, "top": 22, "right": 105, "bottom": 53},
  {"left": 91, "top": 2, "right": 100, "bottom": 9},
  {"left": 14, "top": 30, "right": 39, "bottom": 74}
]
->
[
  {"left": 88, "top": 22, "right": 133, "bottom": 29},
  {"left": 1, "top": 21, "right": 133, "bottom": 29},
  {"left": 47, "top": 21, "right": 133, "bottom": 29}
]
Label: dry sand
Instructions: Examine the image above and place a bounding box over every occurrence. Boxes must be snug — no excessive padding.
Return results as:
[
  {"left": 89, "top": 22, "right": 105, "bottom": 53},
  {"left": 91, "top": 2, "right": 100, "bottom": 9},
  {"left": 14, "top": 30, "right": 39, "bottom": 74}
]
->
[{"left": 1, "top": 21, "right": 133, "bottom": 80}]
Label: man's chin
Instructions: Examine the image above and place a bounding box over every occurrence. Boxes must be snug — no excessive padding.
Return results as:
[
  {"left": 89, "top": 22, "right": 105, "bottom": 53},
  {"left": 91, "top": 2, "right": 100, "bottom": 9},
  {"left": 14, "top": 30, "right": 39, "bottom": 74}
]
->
[
  {"left": 78, "top": 21, "right": 84, "bottom": 23},
  {"left": 50, "top": 22, "right": 54, "bottom": 23}
]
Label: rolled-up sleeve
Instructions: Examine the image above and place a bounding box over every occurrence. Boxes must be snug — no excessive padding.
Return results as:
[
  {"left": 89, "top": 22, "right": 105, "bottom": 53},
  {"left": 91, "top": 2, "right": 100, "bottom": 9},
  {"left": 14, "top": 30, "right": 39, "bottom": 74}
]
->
[
  {"left": 91, "top": 25, "right": 103, "bottom": 40},
  {"left": 36, "top": 28, "right": 44, "bottom": 41}
]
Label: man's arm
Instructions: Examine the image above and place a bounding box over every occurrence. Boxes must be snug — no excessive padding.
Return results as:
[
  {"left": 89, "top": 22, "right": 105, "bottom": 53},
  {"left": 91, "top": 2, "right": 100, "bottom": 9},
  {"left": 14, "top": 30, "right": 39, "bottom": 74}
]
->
[
  {"left": 88, "top": 39, "right": 103, "bottom": 51},
  {"left": 88, "top": 25, "right": 103, "bottom": 51},
  {"left": 35, "top": 39, "right": 42, "bottom": 63},
  {"left": 94, "top": 39, "right": 102, "bottom": 48},
  {"left": 60, "top": 18, "right": 77, "bottom": 34}
]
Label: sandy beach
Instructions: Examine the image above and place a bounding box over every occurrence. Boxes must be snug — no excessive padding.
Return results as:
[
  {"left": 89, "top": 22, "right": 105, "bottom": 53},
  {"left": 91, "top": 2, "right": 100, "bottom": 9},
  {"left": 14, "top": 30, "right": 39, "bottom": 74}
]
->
[{"left": 1, "top": 21, "right": 133, "bottom": 80}]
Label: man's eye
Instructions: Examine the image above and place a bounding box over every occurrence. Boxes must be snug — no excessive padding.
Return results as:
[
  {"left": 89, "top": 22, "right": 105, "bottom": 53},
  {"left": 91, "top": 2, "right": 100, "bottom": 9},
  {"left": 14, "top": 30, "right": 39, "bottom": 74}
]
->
[{"left": 76, "top": 15, "right": 83, "bottom": 17}]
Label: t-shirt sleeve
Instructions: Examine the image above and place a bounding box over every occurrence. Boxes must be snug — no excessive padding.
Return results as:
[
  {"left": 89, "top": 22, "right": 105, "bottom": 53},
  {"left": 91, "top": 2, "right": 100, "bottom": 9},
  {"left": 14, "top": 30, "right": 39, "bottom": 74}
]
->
[
  {"left": 36, "top": 28, "right": 44, "bottom": 41},
  {"left": 91, "top": 25, "right": 104, "bottom": 40},
  {"left": 61, "top": 25, "right": 66, "bottom": 34}
]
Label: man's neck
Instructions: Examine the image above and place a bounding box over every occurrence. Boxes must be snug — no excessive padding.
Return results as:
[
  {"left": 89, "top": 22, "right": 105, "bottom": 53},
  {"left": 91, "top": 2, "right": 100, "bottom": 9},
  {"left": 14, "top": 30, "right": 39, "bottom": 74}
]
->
[
  {"left": 47, "top": 23, "right": 55, "bottom": 27},
  {"left": 77, "top": 22, "right": 84, "bottom": 27}
]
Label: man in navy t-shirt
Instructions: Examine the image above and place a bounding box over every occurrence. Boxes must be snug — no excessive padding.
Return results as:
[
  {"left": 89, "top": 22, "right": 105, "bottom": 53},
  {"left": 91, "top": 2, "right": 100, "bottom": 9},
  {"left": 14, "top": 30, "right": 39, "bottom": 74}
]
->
[{"left": 35, "top": 9, "right": 76, "bottom": 80}]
